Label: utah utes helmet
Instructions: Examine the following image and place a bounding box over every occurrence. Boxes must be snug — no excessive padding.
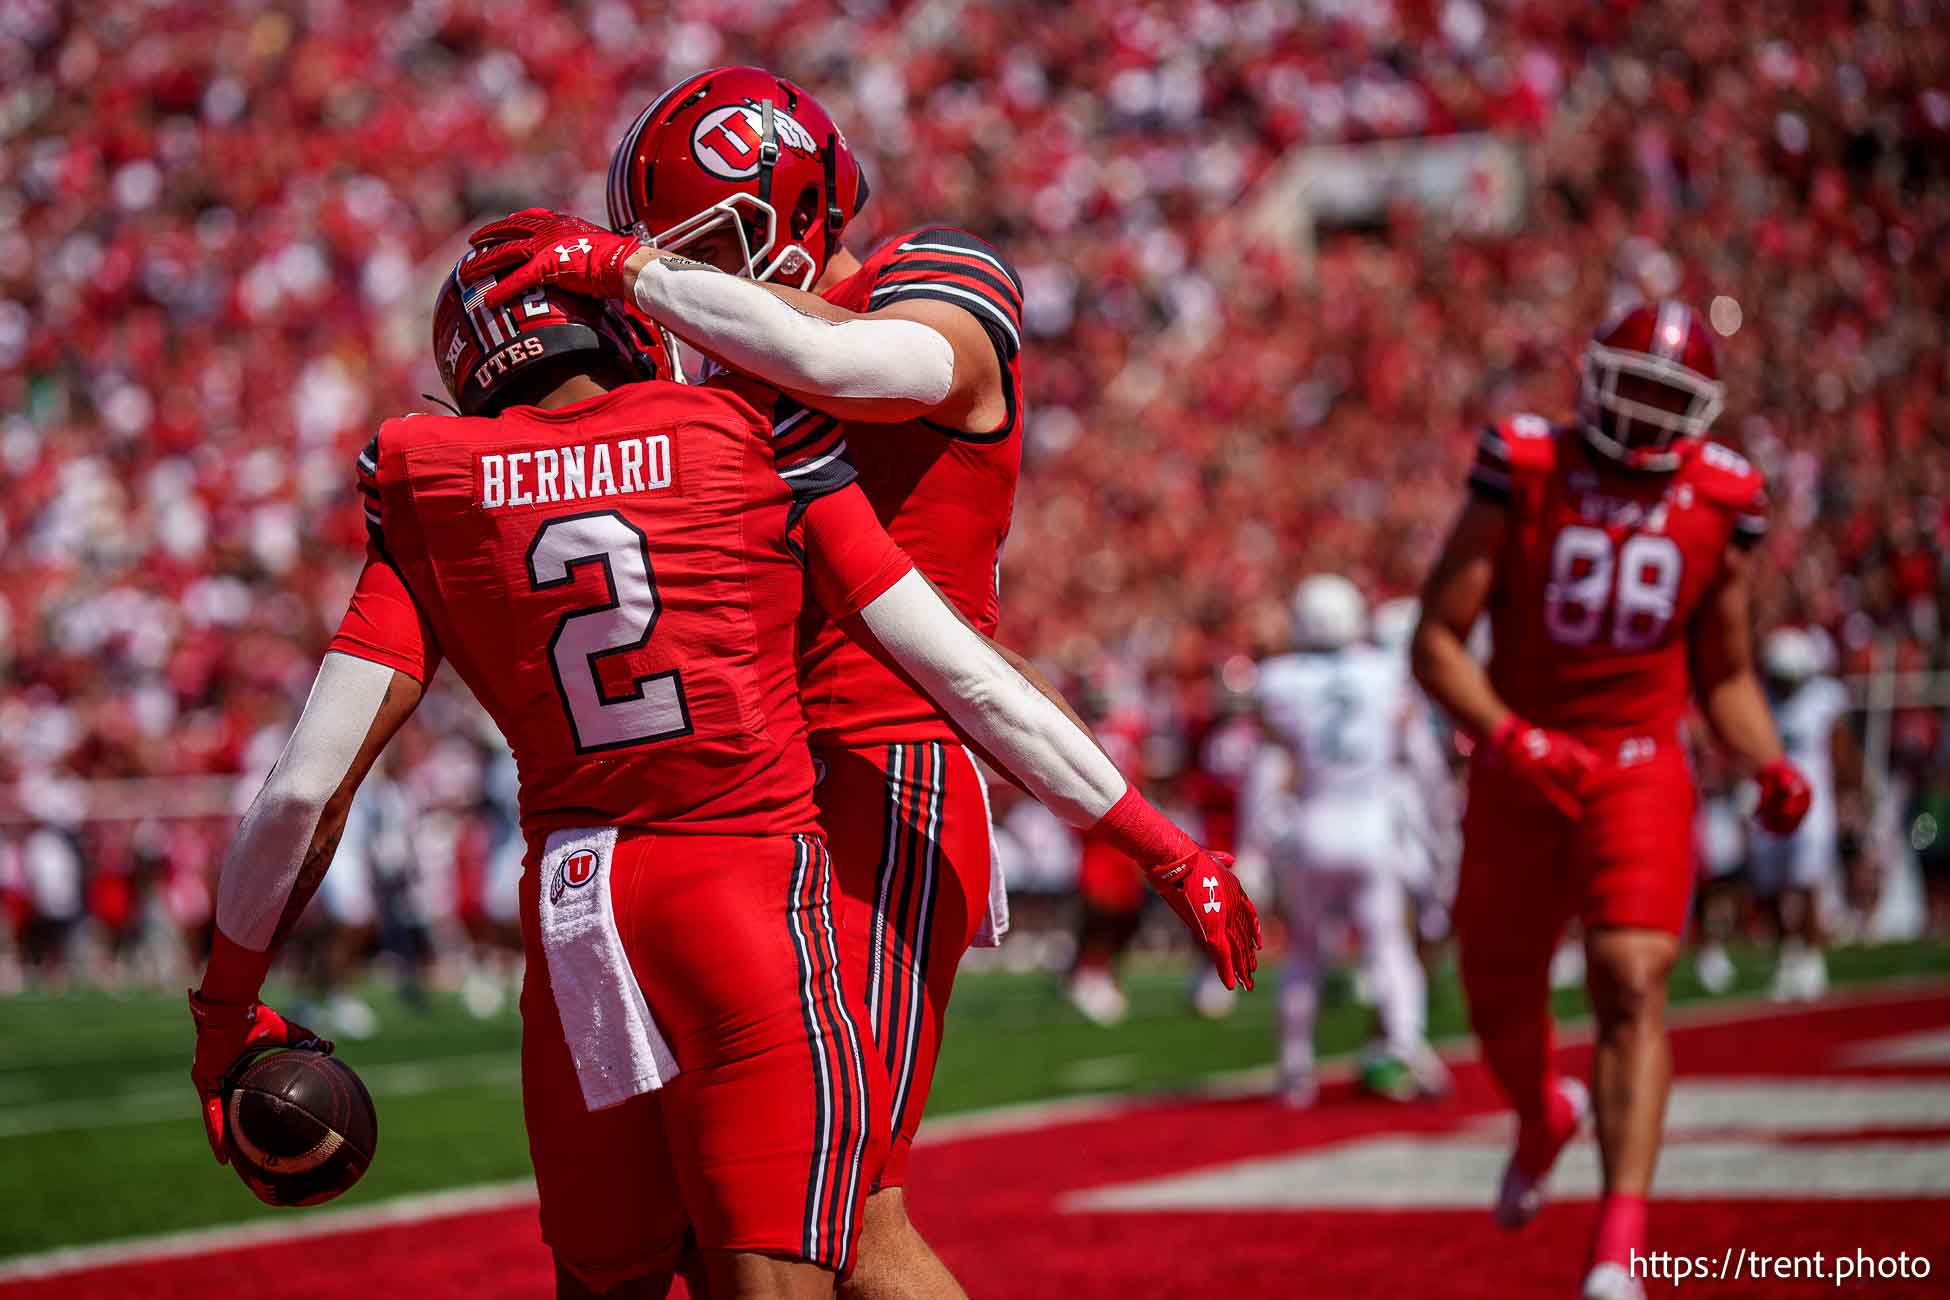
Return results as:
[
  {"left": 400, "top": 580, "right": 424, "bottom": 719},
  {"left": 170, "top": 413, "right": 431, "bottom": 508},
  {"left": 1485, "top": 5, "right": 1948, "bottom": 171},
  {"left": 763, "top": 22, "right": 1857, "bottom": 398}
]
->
[
  {"left": 433, "top": 243, "right": 678, "bottom": 417},
  {"left": 606, "top": 66, "right": 869, "bottom": 289},
  {"left": 1292, "top": 575, "right": 1367, "bottom": 651},
  {"left": 1578, "top": 299, "right": 1726, "bottom": 473}
]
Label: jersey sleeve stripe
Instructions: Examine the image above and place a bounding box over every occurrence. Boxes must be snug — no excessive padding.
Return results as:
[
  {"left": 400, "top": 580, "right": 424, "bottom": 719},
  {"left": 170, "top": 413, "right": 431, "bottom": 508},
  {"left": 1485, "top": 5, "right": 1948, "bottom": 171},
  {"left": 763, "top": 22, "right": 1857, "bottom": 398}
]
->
[
  {"left": 776, "top": 415, "right": 842, "bottom": 460},
  {"left": 779, "top": 443, "right": 850, "bottom": 481},
  {"left": 772, "top": 405, "right": 818, "bottom": 439},
  {"left": 874, "top": 259, "right": 1022, "bottom": 310},
  {"left": 897, "top": 236, "right": 1022, "bottom": 294},
  {"left": 778, "top": 427, "right": 846, "bottom": 470},
  {"left": 869, "top": 283, "right": 1021, "bottom": 356},
  {"left": 1469, "top": 466, "right": 1513, "bottom": 499},
  {"left": 781, "top": 446, "right": 858, "bottom": 513}
]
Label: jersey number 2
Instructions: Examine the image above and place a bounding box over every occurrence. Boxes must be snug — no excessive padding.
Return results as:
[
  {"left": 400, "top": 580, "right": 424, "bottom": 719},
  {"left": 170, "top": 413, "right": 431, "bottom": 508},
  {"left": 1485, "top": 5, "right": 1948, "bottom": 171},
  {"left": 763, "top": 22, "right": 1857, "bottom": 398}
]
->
[
  {"left": 1544, "top": 525, "right": 1683, "bottom": 653},
  {"left": 527, "top": 511, "right": 692, "bottom": 752}
]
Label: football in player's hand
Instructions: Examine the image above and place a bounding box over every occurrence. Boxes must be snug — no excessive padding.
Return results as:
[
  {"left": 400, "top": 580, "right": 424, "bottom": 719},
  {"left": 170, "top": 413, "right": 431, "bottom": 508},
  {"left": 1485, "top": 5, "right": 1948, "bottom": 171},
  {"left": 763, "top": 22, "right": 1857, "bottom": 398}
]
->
[{"left": 225, "top": 1049, "right": 378, "bottom": 1207}]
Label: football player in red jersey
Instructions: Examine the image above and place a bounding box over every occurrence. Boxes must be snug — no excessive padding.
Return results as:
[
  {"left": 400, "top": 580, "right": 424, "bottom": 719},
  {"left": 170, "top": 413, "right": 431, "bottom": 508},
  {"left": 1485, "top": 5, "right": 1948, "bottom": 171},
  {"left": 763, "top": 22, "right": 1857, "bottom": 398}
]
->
[
  {"left": 1411, "top": 301, "right": 1812, "bottom": 1300},
  {"left": 466, "top": 66, "right": 1166, "bottom": 1300},
  {"left": 188, "top": 236, "right": 1256, "bottom": 1300}
]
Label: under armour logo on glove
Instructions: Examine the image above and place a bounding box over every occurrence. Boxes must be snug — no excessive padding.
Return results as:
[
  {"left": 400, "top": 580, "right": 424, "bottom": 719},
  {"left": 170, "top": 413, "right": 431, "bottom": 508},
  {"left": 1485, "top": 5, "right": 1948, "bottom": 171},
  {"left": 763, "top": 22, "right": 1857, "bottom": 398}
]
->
[
  {"left": 1141, "top": 850, "right": 1262, "bottom": 991},
  {"left": 464, "top": 210, "right": 641, "bottom": 314}
]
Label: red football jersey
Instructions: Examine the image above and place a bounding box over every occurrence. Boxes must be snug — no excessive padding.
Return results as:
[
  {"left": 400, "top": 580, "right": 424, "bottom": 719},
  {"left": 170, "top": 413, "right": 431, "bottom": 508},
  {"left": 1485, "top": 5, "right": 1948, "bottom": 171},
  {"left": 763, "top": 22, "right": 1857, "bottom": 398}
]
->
[
  {"left": 327, "top": 379, "right": 909, "bottom": 841},
  {"left": 1470, "top": 416, "right": 1769, "bottom": 745},
  {"left": 792, "top": 226, "right": 1025, "bottom": 747}
]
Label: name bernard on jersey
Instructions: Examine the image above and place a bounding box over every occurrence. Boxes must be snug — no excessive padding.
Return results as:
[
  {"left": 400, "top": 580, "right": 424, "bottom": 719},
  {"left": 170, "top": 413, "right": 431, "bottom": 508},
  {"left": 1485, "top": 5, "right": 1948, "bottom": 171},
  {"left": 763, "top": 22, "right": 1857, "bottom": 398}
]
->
[{"left": 479, "top": 434, "right": 672, "bottom": 510}]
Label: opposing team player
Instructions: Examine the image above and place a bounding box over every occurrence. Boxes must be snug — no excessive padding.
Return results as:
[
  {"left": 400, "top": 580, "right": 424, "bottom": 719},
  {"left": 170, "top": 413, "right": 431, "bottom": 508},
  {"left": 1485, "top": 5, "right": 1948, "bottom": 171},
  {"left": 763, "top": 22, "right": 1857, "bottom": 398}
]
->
[
  {"left": 188, "top": 244, "right": 1257, "bottom": 1299},
  {"left": 1751, "top": 626, "right": 1858, "bottom": 1000},
  {"left": 1255, "top": 575, "right": 1445, "bottom": 1105},
  {"left": 470, "top": 66, "right": 1051, "bottom": 1298},
  {"left": 1411, "top": 301, "right": 1811, "bottom": 1300},
  {"left": 1371, "top": 595, "right": 1461, "bottom": 963}
]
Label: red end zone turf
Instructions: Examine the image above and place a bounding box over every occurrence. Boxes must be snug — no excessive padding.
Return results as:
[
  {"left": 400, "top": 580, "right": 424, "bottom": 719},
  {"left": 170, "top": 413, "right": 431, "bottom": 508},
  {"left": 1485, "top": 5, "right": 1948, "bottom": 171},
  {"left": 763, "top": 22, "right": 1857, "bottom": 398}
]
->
[{"left": 8, "top": 987, "right": 1948, "bottom": 1300}]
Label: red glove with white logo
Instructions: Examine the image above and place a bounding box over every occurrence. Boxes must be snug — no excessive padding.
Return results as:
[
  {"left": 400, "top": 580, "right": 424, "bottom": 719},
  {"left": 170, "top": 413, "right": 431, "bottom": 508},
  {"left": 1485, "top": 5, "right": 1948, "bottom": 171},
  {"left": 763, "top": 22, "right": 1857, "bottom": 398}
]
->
[
  {"left": 465, "top": 208, "right": 642, "bottom": 314},
  {"left": 189, "top": 992, "right": 333, "bottom": 1164},
  {"left": 1089, "top": 787, "right": 1262, "bottom": 990},
  {"left": 189, "top": 930, "right": 332, "bottom": 1165},
  {"left": 1754, "top": 758, "right": 1812, "bottom": 834},
  {"left": 1142, "top": 850, "right": 1262, "bottom": 992},
  {"left": 1488, "top": 715, "right": 1598, "bottom": 819}
]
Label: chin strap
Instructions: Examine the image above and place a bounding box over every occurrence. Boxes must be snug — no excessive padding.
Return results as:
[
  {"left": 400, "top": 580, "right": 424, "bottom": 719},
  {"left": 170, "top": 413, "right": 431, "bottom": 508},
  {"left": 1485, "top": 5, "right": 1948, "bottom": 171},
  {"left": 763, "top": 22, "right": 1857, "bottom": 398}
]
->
[
  {"left": 756, "top": 98, "right": 779, "bottom": 211},
  {"left": 823, "top": 132, "right": 844, "bottom": 262}
]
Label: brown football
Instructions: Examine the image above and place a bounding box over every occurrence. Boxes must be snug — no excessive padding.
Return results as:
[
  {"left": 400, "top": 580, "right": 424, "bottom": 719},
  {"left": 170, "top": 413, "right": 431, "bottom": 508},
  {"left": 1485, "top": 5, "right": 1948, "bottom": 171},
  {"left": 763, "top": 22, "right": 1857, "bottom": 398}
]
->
[{"left": 225, "top": 1049, "right": 379, "bottom": 1207}]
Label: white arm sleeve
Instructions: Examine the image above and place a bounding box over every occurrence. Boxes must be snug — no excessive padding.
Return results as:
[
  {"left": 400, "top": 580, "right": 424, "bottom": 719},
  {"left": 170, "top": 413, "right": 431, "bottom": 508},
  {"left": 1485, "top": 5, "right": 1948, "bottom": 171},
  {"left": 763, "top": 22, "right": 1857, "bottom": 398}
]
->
[
  {"left": 214, "top": 653, "right": 393, "bottom": 950},
  {"left": 632, "top": 257, "right": 955, "bottom": 404},
  {"left": 856, "top": 571, "right": 1127, "bottom": 827}
]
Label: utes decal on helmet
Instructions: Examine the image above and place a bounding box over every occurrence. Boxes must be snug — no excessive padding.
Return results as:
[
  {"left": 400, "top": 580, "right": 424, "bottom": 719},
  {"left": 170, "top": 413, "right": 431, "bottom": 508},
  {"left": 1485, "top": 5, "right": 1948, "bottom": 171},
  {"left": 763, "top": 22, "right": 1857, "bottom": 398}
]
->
[
  {"left": 692, "top": 102, "right": 821, "bottom": 181},
  {"left": 1578, "top": 299, "right": 1725, "bottom": 474},
  {"left": 607, "top": 66, "right": 869, "bottom": 289},
  {"left": 432, "top": 242, "right": 679, "bottom": 417}
]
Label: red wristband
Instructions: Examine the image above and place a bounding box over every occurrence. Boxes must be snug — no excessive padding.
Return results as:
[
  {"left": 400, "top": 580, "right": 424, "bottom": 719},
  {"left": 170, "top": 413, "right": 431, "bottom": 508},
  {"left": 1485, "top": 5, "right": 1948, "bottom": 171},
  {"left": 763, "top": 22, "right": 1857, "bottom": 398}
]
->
[
  {"left": 1087, "top": 785, "right": 1198, "bottom": 867},
  {"left": 1488, "top": 714, "right": 1523, "bottom": 754},
  {"left": 197, "top": 928, "right": 274, "bottom": 1006}
]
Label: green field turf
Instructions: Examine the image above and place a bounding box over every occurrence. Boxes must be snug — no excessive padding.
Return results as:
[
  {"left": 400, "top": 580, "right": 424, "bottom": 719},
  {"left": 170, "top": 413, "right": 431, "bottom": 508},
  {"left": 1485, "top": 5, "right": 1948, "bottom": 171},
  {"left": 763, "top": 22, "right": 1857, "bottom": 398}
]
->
[{"left": 2, "top": 940, "right": 1946, "bottom": 1260}]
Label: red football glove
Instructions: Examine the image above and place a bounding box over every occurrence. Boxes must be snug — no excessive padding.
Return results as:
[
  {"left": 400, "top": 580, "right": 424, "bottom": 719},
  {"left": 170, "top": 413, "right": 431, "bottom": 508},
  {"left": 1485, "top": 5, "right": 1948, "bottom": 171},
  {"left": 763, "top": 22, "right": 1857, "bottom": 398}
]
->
[
  {"left": 1142, "top": 850, "right": 1263, "bottom": 992},
  {"left": 1488, "top": 715, "right": 1598, "bottom": 819},
  {"left": 1754, "top": 758, "right": 1812, "bottom": 834},
  {"left": 464, "top": 208, "right": 642, "bottom": 314},
  {"left": 188, "top": 991, "right": 332, "bottom": 1165}
]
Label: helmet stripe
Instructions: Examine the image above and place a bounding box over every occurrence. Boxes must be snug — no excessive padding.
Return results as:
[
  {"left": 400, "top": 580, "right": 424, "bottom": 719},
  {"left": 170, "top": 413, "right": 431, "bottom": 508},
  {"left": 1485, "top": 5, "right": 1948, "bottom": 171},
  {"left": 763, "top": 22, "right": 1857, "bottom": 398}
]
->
[
  {"left": 606, "top": 76, "right": 700, "bottom": 231},
  {"left": 607, "top": 102, "right": 657, "bottom": 231},
  {"left": 1652, "top": 299, "right": 1686, "bottom": 361}
]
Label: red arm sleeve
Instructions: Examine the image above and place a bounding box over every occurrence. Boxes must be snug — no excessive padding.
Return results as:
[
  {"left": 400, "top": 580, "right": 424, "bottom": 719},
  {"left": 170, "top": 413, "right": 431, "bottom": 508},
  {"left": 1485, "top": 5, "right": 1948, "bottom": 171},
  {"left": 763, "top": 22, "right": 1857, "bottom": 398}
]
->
[
  {"left": 326, "top": 545, "right": 443, "bottom": 683},
  {"left": 800, "top": 484, "right": 915, "bottom": 620}
]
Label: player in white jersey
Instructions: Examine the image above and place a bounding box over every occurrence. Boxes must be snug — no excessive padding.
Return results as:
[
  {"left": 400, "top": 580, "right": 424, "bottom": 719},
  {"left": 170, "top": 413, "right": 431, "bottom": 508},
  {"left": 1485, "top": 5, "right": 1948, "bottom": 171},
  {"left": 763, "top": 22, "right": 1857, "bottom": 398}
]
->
[
  {"left": 1372, "top": 597, "right": 1460, "bottom": 950},
  {"left": 1252, "top": 576, "right": 1446, "bottom": 1104},
  {"left": 1750, "top": 627, "right": 1858, "bottom": 1000}
]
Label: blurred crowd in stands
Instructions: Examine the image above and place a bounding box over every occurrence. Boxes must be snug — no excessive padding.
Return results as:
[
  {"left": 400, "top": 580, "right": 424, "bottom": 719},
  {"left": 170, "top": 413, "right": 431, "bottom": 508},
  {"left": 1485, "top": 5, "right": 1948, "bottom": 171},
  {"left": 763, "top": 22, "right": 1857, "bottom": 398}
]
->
[{"left": 1, "top": 0, "right": 1946, "bottom": 987}]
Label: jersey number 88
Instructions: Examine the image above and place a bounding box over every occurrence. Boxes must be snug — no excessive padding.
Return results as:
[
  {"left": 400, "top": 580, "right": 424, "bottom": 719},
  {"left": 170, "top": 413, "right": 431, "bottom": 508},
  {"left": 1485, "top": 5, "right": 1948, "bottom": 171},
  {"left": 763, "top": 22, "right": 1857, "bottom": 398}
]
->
[{"left": 1543, "top": 525, "right": 1683, "bottom": 653}]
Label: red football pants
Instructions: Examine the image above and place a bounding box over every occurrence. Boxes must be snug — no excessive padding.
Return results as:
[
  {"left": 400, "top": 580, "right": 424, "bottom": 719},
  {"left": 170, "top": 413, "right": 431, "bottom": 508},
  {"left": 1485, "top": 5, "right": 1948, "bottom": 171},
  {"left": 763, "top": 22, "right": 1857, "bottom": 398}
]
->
[
  {"left": 815, "top": 741, "right": 992, "bottom": 1189},
  {"left": 520, "top": 830, "right": 886, "bottom": 1289},
  {"left": 1454, "top": 742, "right": 1696, "bottom": 1129}
]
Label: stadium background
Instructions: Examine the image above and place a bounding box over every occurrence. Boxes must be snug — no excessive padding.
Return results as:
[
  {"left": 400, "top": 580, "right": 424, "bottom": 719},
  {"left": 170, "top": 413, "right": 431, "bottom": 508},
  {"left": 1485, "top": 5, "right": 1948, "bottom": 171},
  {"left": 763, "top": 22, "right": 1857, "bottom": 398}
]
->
[{"left": 2, "top": 0, "right": 1948, "bottom": 1295}]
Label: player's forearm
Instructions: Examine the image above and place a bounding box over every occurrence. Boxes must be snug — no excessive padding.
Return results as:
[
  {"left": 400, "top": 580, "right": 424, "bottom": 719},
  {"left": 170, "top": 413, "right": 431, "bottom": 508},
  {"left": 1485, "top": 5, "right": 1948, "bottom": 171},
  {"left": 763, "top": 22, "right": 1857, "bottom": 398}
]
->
[
  {"left": 627, "top": 249, "right": 953, "bottom": 405},
  {"left": 204, "top": 655, "right": 406, "bottom": 1001},
  {"left": 1700, "top": 670, "right": 1785, "bottom": 769},
  {"left": 857, "top": 572, "right": 1181, "bottom": 854},
  {"left": 1410, "top": 620, "right": 1510, "bottom": 739},
  {"left": 993, "top": 643, "right": 1112, "bottom": 760}
]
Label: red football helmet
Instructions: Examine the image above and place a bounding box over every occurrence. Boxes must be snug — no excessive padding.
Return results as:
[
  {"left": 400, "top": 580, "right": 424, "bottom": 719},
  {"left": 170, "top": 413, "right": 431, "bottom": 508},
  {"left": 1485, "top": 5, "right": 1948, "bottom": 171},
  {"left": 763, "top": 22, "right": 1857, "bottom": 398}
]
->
[
  {"left": 606, "top": 66, "right": 869, "bottom": 289},
  {"left": 1578, "top": 299, "right": 1725, "bottom": 472},
  {"left": 433, "top": 243, "right": 679, "bottom": 416}
]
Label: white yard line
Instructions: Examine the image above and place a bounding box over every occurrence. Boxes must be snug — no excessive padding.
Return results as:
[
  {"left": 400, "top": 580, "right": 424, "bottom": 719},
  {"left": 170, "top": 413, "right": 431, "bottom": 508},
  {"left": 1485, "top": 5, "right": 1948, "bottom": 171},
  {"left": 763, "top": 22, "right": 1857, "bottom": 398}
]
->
[
  {"left": 0, "top": 1051, "right": 520, "bottom": 1139},
  {"left": 1, "top": 977, "right": 1944, "bottom": 1283}
]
